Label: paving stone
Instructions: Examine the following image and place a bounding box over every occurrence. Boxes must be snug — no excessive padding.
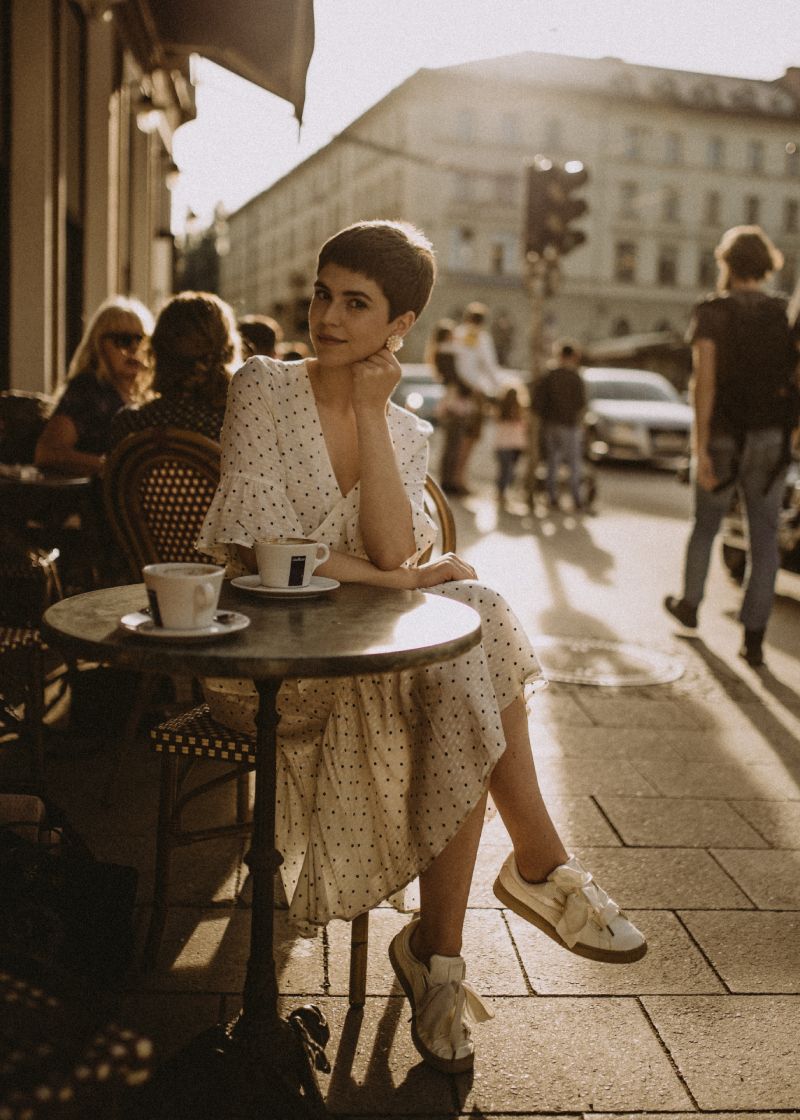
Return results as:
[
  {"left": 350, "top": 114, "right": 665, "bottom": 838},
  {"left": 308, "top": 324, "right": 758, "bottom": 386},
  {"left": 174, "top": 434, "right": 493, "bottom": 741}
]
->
[
  {"left": 537, "top": 724, "right": 685, "bottom": 762},
  {"left": 327, "top": 907, "right": 526, "bottom": 997},
  {"left": 536, "top": 757, "right": 659, "bottom": 798},
  {"left": 732, "top": 799, "right": 800, "bottom": 847},
  {"left": 119, "top": 991, "right": 222, "bottom": 1065},
  {"left": 593, "top": 1114, "right": 789, "bottom": 1120},
  {"left": 572, "top": 695, "right": 702, "bottom": 730},
  {"left": 711, "top": 848, "right": 800, "bottom": 909},
  {"left": 568, "top": 847, "right": 752, "bottom": 909},
  {"left": 633, "top": 758, "right": 799, "bottom": 800},
  {"left": 679, "top": 910, "right": 800, "bottom": 993},
  {"left": 459, "top": 996, "right": 690, "bottom": 1113},
  {"left": 545, "top": 795, "right": 622, "bottom": 847},
  {"left": 132, "top": 836, "right": 245, "bottom": 903},
  {"left": 137, "top": 907, "right": 324, "bottom": 993},
  {"left": 506, "top": 909, "right": 724, "bottom": 996},
  {"left": 596, "top": 795, "right": 767, "bottom": 847},
  {"left": 642, "top": 995, "right": 800, "bottom": 1109},
  {"left": 530, "top": 688, "right": 594, "bottom": 725}
]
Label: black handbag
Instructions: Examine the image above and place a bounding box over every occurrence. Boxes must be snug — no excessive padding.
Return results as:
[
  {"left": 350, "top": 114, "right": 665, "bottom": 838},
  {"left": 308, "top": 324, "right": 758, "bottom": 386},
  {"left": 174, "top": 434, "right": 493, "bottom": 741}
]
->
[{"left": 0, "top": 797, "right": 138, "bottom": 988}]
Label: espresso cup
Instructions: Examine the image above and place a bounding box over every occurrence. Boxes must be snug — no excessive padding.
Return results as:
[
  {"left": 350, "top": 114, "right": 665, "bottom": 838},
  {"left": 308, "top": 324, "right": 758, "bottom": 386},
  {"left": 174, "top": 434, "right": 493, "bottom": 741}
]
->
[
  {"left": 254, "top": 538, "right": 330, "bottom": 588},
  {"left": 142, "top": 562, "right": 225, "bottom": 630}
]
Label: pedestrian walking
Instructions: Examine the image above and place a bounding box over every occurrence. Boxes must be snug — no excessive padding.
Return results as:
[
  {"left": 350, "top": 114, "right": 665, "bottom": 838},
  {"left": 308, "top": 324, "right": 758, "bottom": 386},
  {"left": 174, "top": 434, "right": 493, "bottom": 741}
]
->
[
  {"left": 664, "top": 225, "right": 800, "bottom": 667},
  {"left": 198, "top": 219, "right": 646, "bottom": 1077},
  {"left": 532, "top": 339, "right": 587, "bottom": 510},
  {"left": 494, "top": 385, "right": 529, "bottom": 502},
  {"left": 448, "top": 302, "right": 502, "bottom": 495}
]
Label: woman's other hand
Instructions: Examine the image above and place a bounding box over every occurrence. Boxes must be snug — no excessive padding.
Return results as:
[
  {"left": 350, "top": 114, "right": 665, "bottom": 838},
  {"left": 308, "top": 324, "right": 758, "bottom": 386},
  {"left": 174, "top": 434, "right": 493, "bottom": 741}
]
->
[
  {"left": 351, "top": 347, "right": 402, "bottom": 412},
  {"left": 411, "top": 552, "right": 477, "bottom": 588}
]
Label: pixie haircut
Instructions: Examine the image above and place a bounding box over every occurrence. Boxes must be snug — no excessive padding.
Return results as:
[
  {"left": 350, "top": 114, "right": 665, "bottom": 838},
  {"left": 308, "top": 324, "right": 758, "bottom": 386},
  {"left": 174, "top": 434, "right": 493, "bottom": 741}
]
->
[
  {"left": 715, "top": 225, "right": 784, "bottom": 288},
  {"left": 316, "top": 220, "right": 436, "bottom": 320}
]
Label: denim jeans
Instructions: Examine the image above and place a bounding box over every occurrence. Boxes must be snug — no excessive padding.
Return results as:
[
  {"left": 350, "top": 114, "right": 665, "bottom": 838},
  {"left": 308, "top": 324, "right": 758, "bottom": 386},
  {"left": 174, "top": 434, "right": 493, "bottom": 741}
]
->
[
  {"left": 544, "top": 424, "right": 584, "bottom": 504},
  {"left": 495, "top": 448, "right": 522, "bottom": 495},
  {"left": 682, "top": 427, "right": 788, "bottom": 631}
]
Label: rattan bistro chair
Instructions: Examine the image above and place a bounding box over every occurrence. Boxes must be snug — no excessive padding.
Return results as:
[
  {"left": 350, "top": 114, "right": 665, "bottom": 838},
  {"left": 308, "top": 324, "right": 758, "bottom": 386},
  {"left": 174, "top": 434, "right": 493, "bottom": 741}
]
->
[{"left": 141, "top": 474, "right": 457, "bottom": 1004}]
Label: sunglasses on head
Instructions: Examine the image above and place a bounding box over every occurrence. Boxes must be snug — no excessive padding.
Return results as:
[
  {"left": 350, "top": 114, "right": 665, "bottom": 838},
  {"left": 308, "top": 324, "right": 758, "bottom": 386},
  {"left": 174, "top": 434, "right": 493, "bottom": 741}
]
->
[{"left": 104, "top": 331, "right": 145, "bottom": 351}]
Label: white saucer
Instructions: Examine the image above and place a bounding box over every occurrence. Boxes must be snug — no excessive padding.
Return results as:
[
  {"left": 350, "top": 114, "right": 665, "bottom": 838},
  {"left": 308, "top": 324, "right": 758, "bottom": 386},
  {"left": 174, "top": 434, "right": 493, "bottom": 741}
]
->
[
  {"left": 120, "top": 610, "right": 251, "bottom": 641},
  {"left": 230, "top": 574, "right": 340, "bottom": 599}
]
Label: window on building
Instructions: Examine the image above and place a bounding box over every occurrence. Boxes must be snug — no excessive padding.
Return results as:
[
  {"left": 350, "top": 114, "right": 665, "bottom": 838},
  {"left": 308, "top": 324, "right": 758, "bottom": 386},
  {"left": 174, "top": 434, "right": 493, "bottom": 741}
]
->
[
  {"left": 544, "top": 117, "right": 562, "bottom": 150},
  {"left": 653, "top": 318, "right": 674, "bottom": 333},
  {"left": 704, "top": 190, "right": 722, "bottom": 226},
  {"left": 500, "top": 112, "right": 519, "bottom": 145},
  {"left": 665, "top": 132, "right": 683, "bottom": 165},
  {"left": 449, "top": 226, "right": 475, "bottom": 270},
  {"left": 698, "top": 247, "right": 717, "bottom": 288},
  {"left": 623, "top": 126, "right": 643, "bottom": 159},
  {"left": 452, "top": 172, "right": 474, "bottom": 202},
  {"left": 746, "top": 139, "right": 765, "bottom": 173},
  {"left": 707, "top": 136, "right": 725, "bottom": 169},
  {"left": 784, "top": 198, "right": 799, "bottom": 233},
  {"left": 657, "top": 246, "right": 678, "bottom": 286},
  {"left": 744, "top": 195, "right": 761, "bottom": 224},
  {"left": 786, "top": 144, "right": 800, "bottom": 178},
  {"left": 614, "top": 241, "right": 637, "bottom": 283},
  {"left": 619, "top": 181, "right": 639, "bottom": 219},
  {"left": 612, "top": 317, "right": 631, "bottom": 337},
  {"left": 455, "top": 109, "right": 475, "bottom": 143},
  {"left": 662, "top": 187, "right": 680, "bottom": 223},
  {"left": 489, "top": 233, "right": 518, "bottom": 276},
  {"left": 495, "top": 174, "right": 516, "bottom": 205}
]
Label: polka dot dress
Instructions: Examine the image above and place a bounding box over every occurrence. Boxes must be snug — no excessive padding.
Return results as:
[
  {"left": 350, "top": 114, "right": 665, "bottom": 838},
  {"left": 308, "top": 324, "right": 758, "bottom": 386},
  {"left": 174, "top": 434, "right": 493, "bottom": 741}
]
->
[{"left": 196, "top": 357, "right": 543, "bottom": 933}]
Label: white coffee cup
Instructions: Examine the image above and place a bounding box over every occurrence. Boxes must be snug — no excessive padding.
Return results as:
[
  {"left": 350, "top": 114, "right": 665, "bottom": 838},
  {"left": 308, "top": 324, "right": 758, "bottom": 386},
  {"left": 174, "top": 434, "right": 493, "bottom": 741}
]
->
[
  {"left": 254, "top": 538, "right": 330, "bottom": 589},
  {"left": 143, "top": 562, "right": 225, "bottom": 630}
]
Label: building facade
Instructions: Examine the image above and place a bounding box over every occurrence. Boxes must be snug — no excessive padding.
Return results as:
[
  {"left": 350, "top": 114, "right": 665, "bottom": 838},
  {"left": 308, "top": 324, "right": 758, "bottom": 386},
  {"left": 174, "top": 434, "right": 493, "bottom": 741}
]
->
[{"left": 220, "top": 52, "right": 800, "bottom": 369}]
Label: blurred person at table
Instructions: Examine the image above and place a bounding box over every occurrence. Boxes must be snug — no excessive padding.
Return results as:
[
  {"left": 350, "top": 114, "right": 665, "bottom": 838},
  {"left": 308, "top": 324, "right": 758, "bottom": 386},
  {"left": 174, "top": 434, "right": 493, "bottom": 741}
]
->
[
  {"left": 238, "top": 313, "right": 283, "bottom": 360},
  {"left": 111, "top": 292, "right": 242, "bottom": 446},
  {"left": 34, "top": 296, "right": 153, "bottom": 477},
  {"left": 198, "top": 219, "right": 646, "bottom": 1078}
]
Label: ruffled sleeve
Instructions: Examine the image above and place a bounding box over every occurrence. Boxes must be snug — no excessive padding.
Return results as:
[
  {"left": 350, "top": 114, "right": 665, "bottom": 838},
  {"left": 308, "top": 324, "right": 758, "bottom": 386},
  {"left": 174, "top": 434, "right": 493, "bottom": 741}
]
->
[{"left": 196, "top": 358, "right": 304, "bottom": 568}]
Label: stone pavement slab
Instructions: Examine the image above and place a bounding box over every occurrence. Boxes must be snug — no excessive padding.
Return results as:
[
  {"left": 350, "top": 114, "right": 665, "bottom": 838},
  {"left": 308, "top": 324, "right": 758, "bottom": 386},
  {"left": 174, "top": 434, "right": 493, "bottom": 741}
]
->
[
  {"left": 457, "top": 996, "right": 691, "bottom": 1113},
  {"left": 642, "top": 994, "right": 800, "bottom": 1110},
  {"left": 572, "top": 694, "right": 704, "bottom": 730},
  {"left": 711, "top": 848, "right": 800, "bottom": 909},
  {"left": 679, "top": 910, "right": 800, "bottom": 992},
  {"left": 506, "top": 909, "right": 724, "bottom": 996},
  {"left": 119, "top": 991, "right": 223, "bottom": 1067},
  {"left": 566, "top": 847, "right": 753, "bottom": 909},
  {"left": 536, "top": 756, "right": 659, "bottom": 798},
  {"left": 632, "top": 758, "right": 800, "bottom": 800},
  {"left": 732, "top": 799, "right": 800, "bottom": 847},
  {"left": 596, "top": 795, "right": 768, "bottom": 847}
]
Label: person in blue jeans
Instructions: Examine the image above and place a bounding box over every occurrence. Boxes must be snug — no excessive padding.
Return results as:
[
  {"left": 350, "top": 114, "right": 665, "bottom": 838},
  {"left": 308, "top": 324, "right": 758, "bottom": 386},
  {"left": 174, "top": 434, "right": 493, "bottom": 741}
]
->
[
  {"left": 665, "top": 225, "right": 800, "bottom": 667},
  {"left": 533, "top": 340, "right": 587, "bottom": 509}
]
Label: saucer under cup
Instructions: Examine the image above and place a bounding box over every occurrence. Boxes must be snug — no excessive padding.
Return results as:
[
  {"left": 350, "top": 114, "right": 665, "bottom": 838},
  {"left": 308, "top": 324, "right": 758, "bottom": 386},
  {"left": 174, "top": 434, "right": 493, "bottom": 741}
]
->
[{"left": 142, "top": 562, "right": 225, "bottom": 630}]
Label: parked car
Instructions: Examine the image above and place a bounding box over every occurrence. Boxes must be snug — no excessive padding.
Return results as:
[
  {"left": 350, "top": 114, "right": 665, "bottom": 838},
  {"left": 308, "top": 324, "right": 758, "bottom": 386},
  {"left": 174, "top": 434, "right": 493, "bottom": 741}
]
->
[
  {"left": 721, "top": 456, "right": 800, "bottom": 583},
  {"left": 391, "top": 364, "right": 446, "bottom": 425},
  {"left": 582, "top": 366, "right": 692, "bottom": 467}
]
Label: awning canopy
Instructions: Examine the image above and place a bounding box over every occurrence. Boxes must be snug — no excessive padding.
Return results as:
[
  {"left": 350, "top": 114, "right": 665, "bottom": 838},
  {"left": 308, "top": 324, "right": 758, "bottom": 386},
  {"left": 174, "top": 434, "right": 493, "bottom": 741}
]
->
[{"left": 114, "top": 0, "right": 315, "bottom": 123}]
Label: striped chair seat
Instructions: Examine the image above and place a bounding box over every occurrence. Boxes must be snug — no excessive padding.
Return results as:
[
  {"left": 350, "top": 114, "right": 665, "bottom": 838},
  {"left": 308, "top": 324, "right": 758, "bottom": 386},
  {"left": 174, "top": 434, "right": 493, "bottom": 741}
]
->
[{"left": 149, "top": 704, "right": 256, "bottom": 765}]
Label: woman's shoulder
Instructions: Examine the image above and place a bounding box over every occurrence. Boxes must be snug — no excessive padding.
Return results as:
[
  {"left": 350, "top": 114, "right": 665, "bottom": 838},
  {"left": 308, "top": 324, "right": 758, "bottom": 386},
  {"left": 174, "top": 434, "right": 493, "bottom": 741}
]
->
[
  {"left": 231, "top": 355, "right": 304, "bottom": 395},
  {"left": 388, "top": 400, "right": 433, "bottom": 442}
]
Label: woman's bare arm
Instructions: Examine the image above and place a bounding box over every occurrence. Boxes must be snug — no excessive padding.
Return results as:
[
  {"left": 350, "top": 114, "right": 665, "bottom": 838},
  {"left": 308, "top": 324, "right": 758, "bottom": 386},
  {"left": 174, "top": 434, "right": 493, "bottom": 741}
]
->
[
  {"left": 235, "top": 544, "right": 476, "bottom": 589},
  {"left": 34, "top": 414, "right": 105, "bottom": 476}
]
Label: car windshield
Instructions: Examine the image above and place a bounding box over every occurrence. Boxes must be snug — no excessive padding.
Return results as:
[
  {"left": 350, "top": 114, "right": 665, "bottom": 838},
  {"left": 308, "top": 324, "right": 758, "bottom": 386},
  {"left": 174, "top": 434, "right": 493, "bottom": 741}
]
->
[{"left": 586, "top": 378, "right": 678, "bottom": 403}]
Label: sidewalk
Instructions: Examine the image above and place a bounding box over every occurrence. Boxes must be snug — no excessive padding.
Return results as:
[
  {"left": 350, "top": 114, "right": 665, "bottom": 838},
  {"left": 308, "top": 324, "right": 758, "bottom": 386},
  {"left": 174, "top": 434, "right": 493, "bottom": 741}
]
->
[{"left": 29, "top": 621, "right": 800, "bottom": 1116}]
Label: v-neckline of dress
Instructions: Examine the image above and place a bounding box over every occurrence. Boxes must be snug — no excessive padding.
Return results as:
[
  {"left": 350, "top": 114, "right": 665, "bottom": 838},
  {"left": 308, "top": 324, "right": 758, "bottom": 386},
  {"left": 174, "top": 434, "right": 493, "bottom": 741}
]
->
[{"left": 300, "top": 360, "right": 359, "bottom": 501}]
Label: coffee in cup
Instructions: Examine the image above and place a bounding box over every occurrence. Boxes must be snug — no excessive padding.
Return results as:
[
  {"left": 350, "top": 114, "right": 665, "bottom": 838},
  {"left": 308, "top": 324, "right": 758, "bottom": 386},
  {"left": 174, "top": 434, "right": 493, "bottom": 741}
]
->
[
  {"left": 254, "top": 538, "right": 330, "bottom": 589},
  {"left": 142, "top": 562, "right": 225, "bottom": 629}
]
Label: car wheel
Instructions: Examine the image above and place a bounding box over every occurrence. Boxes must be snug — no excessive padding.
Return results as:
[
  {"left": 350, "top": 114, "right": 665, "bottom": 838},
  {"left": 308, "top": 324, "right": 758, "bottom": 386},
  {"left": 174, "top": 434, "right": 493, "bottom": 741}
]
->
[{"left": 722, "top": 543, "right": 746, "bottom": 585}]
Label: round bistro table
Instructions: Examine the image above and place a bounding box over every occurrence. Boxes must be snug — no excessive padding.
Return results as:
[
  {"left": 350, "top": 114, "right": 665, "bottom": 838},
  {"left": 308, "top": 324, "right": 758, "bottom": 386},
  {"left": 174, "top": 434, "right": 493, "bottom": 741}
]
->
[{"left": 41, "top": 580, "right": 482, "bottom": 1119}]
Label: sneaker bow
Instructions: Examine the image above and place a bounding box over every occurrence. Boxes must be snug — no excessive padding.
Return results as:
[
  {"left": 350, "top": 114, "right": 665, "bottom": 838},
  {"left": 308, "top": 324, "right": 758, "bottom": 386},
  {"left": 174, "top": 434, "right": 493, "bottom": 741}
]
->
[
  {"left": 416, "top": 973, "right": 494, "bottom": 1058},
  {"left": 551, "top": 859, "right": 620, "bottom": 949}
]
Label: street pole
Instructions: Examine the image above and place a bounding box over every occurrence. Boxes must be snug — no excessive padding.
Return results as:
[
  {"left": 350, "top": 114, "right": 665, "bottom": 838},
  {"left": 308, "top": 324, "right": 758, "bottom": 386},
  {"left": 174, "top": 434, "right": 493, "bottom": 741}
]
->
[{"left": 525, "top": 251, "right": 547, "bottom": 498}]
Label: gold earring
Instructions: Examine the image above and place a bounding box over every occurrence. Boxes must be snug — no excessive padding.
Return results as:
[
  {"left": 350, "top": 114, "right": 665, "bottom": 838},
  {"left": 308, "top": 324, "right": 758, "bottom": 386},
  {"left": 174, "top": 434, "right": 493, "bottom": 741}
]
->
[{"left": 385, "top": 334, "right": 404, "bottom": 353}]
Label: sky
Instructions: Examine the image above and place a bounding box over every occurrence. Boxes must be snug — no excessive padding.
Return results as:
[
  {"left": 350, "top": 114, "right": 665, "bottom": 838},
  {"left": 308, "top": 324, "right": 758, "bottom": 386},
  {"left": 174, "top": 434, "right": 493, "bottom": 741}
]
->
[{"left": 170, "top": 0, "right": 800, "bottom": 231}]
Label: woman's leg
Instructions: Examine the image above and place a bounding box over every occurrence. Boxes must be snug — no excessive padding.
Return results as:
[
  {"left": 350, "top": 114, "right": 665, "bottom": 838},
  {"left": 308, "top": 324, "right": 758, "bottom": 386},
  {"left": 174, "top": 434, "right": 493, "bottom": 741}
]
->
[
  {"left": 413, "top": 791, "right": 487, "bottom": 963},
  {"left": 490, "top": 696, "right": 568, "bottom": 880}
]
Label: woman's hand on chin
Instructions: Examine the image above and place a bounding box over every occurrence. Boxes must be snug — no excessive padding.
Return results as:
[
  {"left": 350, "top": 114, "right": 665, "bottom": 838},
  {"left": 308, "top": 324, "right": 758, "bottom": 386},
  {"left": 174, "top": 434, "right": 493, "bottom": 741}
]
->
[
  {"left": 409, "top": 553, "right": 478, "bottom": 588},
  {"left": 351, "top": 348, "right": 402, "bottom": 413}
]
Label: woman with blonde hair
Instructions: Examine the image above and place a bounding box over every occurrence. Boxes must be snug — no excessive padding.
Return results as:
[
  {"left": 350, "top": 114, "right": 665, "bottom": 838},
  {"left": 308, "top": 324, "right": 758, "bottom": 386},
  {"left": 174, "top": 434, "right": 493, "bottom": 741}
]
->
[
  {"left": 35, "top": 295, "right": 153, "bottom": 477},
  {"left": 111, "top": 291, "right": 241, "bottom": 444}
]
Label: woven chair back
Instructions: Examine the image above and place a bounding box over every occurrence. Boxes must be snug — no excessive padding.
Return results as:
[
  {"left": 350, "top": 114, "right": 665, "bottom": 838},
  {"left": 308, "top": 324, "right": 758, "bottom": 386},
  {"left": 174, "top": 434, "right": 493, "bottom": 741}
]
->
[
  {"left": 421, "top": 474, "right": 456, "bottom": 560},
  {"left": 103, "top": 427, "right": 221, "bottom": 581}
]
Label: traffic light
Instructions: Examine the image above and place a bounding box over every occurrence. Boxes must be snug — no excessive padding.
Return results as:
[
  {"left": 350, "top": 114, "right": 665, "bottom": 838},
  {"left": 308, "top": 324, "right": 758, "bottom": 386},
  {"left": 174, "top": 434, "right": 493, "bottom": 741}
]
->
[{"left": 524, "top": 156, "right": 589, "bottom": 258}]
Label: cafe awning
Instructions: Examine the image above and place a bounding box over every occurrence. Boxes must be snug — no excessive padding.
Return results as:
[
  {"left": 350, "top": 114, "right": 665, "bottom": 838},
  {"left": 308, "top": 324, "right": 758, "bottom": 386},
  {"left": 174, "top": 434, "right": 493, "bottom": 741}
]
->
[{"left": 112, "top": 0, "right": 316, "bottom": 123}]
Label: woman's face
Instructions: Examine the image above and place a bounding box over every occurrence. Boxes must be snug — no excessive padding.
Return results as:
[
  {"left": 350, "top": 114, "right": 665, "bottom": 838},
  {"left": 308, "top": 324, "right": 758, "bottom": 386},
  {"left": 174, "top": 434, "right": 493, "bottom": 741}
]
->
[
  {"left": 98, "top": 317, "right": 149, "bottom": 389},
  {"left": 309, "top": 263, "right": 409, "bottom": 368}
]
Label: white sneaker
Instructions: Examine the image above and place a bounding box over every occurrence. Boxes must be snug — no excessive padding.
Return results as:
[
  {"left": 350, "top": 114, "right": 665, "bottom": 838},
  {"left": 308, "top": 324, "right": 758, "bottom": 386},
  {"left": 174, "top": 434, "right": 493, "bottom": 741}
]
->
[
  {"left": 388, "top": 918, "right": 493, "bottom": 1074},
  {"left": 493, "top": 853, "right": 647, "bottom": 963}
]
